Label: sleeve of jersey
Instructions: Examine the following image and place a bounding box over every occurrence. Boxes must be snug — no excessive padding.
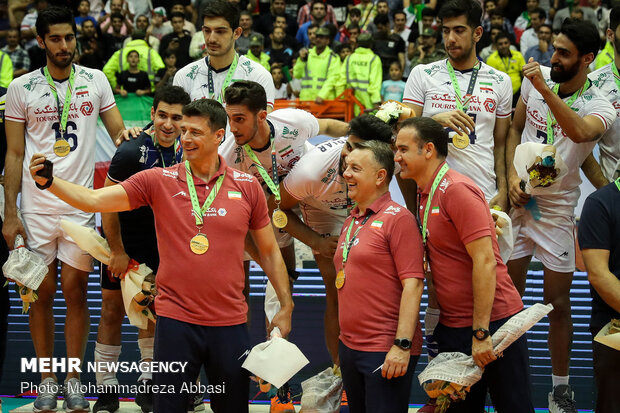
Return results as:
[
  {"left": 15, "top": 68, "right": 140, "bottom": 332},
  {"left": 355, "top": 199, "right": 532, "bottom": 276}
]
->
[
  {"left": 301, "top": 110, "right": 320, "bottom": 137},
  {"left": 281, "top": 158, "right": 312, "bottom": 201},
  {"left": 247, "top": 177, "right": 272, "bottom": 230},
  {"left": 254, "top": 66, "right": 276, "bottom": 109},
  {"left": 520, "top": 76, "right": 533, "bottom": 105},
  {"left": 587, "top": 95, "right": 617, "bottom": 131},
  {"left": 119, "top": 168, "right": 155, "bottom": 210},
  {"left": 443, "top": 182, "right": 494, "bottom": 246},
  {"left": 97, "top": 71, "right": 117, "bottom": 113},
  {"left": 496, "top": 72, "right": 513, "bottom": 118},
  {"left": 107, "top": 143, "right": 139, "bottom": 183},
  {"left": 4, "top": 80, "right": 26, "bottom": 123},
  {"left": 402, "top": 65, "right": 425, "bottom": 107},
  {"left": 387, "top": 210, "right": 425, "bottom": 280},
  {"left": 578, "top": 194, "right": 611, "bottom": 250}
]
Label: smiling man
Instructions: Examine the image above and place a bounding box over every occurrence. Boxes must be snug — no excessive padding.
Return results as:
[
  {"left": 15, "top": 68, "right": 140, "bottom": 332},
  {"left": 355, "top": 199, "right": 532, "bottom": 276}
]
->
[{"left": 3, "top": 6, "right": 127, "bottom": 412}]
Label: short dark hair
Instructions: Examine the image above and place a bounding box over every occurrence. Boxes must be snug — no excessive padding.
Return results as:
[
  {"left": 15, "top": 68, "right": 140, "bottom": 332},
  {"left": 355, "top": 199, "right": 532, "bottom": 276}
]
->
[
  {"left": 154, "top": 85, "right": 191, "bottom": 112},
  {"left": 438, "top": 0, "right": 482, "bottom": 28},
  {"left": 110, "top": 12, "right": 123, "bottom": 21},
  {"left": 560, "top": 18, "right": 600, "bottom": 57},
  {"left": 182, "top": 99, "right": 227, "bottom": 131},
  {"left": 36, "top": 6, "right": 77, "bottom": 38},
  {"left": 351, "top": 140, "right": 395, "bottom": 184},
  {"left": 202, "top": 0, "right": 240, "bottom": 30},
  {"left": 538, "top": 23, "right": 552, "bottom": 33},
  {"left": 127, "top": 49, "right": 139, "bottom": 58},
  {"left": 161, "top": 49, "right": 176, "bottom": 59},
  {"left": 530, "top": 7, "right": 546, "bottom": 20},
  {"left": 347, "top": 115, "right": 393, "bottom": 145},
  {"left": 494, "top": 31, "right": 511, "bottom": 44},
  {"left": 393, "top": 10, "right": 406, "bottom": 19},
  {"left": 311, "top": 0, "right": 325, "bottom": 12},
  {"left": 400, "top": 117, "right": 448, "bottom": 158},
  {"left": 610, "top": 6, "right": 620, "bottom": 31},
  {"left": 374, "top": 13, "right": 389, "bottom": 26},
  {"left": 421, "top": 7, "right": 436, "bottom": 18},
  {"left": 224, "top": 80, "right": 267, "bottom": 112},
  {"left": 170, "top": 11, "right": 185, "bottom": 21},
  {"left": 489, "top": 9, "right": 504, "bottom": 19},
  {"left": 349, "top": 7, "right": 361, "bottom": 17}
]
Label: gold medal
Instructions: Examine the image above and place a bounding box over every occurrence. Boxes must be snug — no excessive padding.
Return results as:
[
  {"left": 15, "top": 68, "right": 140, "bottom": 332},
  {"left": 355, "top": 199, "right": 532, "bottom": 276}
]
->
[
  {"left": 272, "top": 209, "right": 288, "bottom": 229},
  {"left": 452, "top": 133, "right": 469, "bottom": 149},
  {"left": 53, "top": 139, "right": 71, "bottom": 157},
  {"left": 190, "top": 233, "right": 209, "bottom": 255},
  {"left": 335, "top": 269, "right": 345, "bottom": 289}
]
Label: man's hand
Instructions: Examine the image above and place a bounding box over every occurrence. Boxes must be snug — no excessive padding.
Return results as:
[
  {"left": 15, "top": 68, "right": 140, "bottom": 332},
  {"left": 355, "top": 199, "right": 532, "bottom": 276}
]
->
[
  {"left": 382, "top": 345, "right": 410, "bottom": 379},
  {"left": 299, "top": 48, "right": 308, "bottom": 62},
  {"left": 2, "top": 215, "right": 27, "bottom": 249},
  {"left": 29, "top": 153, "right": 49, "bottom": 185},
  {"left": 115, "top": 126, "right": 143, "bottom": 146},
  {"left": 315, "top": 96, "right": 324, "bottom": 104},
  {"left": 431, "top": 111, "right": 475, "bottom": 136},
  {"left": 268, "top": 307, "right": 293, "bottom": 339},
  {"left": 539, "top": 39, "right": 549, "bottom": 53},
  {"left": 489, "top": 192, "right": 508, "bottom": 213},
  {"left": 108, "top": 250, "right": 130, "bottom": 278},
  {"left": 508, "top": 176, "right": 530, "bottom": 208},
  {"left": 314, "top": 235, "right": 339, "bottom": 258},
  {"left": 471, "top": 336, "right": 496, "bottom": 369},
  {"left": 522, "top": 57, "right": 549, "bottom": 93}
]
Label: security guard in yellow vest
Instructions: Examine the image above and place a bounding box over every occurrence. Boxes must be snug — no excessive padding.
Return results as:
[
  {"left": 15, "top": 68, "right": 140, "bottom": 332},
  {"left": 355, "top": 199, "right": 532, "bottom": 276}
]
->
[
  {"left": 246, "top": 33, "right": 271, "bottom": 71},
  {"left": 293, "top": 26, "right": 340, "bottom": 103},
  {"left": 102, "top": 32, "right": 165, "bottom": 90},
  {"left": 336, "top": 33, "right": 382, "bottom": 115},
  {"left": 0, "top": 50, "right": 14, "bottom": 88}
]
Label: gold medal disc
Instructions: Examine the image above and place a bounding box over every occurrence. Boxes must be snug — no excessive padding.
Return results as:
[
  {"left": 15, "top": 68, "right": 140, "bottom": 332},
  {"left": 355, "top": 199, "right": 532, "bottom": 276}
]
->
[
  {"left": 335, "top": 269, "right": 345, "bottom": 289},
  {"left": 190, "top": 233, "right": 209, "bottom": 255},
  {"left": 272, "top": 209, "right": 288, "bottom": 229},
  {"left": 452, "top": 133, "right": 469, "bottom": 149},
  {"left": 53, "top": 139, "right": 71, "bottom": 157}
]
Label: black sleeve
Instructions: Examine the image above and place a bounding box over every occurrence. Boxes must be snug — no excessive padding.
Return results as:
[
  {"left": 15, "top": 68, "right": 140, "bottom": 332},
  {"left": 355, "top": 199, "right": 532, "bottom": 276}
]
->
[
  {"left": 578, "top": 193, "right": 611, "bottom": 251},
  {"left": 137, "top": 71, "right": 151, "bottom": 89},
  {"left": 107, "top": 138, "right": 143, "bottom": 183},
  {"left": 160, "top": 34, "right": 171, "bottom": 54},
  {"left": 408, "top": 26, "right": 419, "bottom": 44},
  {"left": 397, "top": 36, "right": 406, "bottom": 54}
]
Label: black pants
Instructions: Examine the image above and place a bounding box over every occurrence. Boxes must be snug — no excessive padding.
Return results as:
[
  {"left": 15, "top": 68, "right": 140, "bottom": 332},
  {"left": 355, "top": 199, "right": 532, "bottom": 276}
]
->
[
  {"left": 339, "top": 341, "right": 419, "bottom": 413},
  {"left": 153, "top": 316, "right": 250, "bottom": 413},
  {"left": 592, "top": 329, "right": 620, "bottom": 413},
  {"left": 434, "top": 317, "right": 534, "bottom": 413}
]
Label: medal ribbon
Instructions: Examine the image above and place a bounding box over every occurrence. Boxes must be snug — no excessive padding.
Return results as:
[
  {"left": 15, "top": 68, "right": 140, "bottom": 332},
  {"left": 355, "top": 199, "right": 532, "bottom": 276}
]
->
[
  {"left": 207, "top": 54, "right": 239, "bottom": 103},
  {"left": 156, "top": 137, "right": 182, "bottom": 167},
  {"left": 446, "top": 60, "right": 480, "bottom": 112},
  {"left": 342, "top": 214, "right": 372, "bottom": 264},
  {"left": 43, "top": 65, "right": 75, "bottom": 136},
  {"left": 243, "top": 126, "right": 279, "bottom": 201},
  {"left": 185, "top": 160, "right": 226, "bottom": 227},
  {"left": 420, "top": 163, "right": 450, "bottom": 245},
  {"left": 546, "top": 79, "right": 590, "bottom": 145}
]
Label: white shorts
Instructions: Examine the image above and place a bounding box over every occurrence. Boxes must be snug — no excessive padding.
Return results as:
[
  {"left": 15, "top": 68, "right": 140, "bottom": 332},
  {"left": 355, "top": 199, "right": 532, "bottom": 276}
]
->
[
  {"left": 22, "top": 212, "right": 95, "bottom": 272},
  {"left": 300, "top": 203, "right": 346, "bottom": 255},
  {"left": 509, "top": 207, "right": 576, "bottom": 273}
]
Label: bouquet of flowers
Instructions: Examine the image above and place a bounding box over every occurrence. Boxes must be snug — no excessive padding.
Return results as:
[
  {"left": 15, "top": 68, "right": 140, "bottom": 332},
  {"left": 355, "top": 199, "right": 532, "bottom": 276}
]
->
[
  {"left": 594, "top": 318, "right": 620, "bottom": 351},
  {"left": 374, "top": 100, "right": 415, "bottom": 127},
  {"left": 514, "top": 143, "right": 567, "bottom": 195}
]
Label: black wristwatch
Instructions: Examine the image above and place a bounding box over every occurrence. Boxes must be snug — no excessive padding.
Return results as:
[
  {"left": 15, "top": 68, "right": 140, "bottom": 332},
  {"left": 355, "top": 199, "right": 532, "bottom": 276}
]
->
[
  {"left": 394, "top": 338, "right": 412, "bottom": 350},
  {"left": 473, "top": 328, "right": 490, "bottom": 341}
]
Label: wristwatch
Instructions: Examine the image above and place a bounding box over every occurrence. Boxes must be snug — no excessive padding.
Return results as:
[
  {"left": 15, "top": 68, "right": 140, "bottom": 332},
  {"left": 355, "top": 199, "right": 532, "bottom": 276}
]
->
[
  {"left": 472, "top": 328, "right": 490, "bottom": 341},
  {"left": 394, "top": 338, "right": 412, "bottom": 350}
]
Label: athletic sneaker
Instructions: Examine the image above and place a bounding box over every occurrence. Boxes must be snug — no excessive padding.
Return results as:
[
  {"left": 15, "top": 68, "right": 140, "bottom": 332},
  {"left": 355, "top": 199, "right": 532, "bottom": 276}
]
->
[
  {"left": 63, "top": 378, "right": 90, "bottom": 412},
  {"left": 92, "top": 387, "right": 119, "bottom": 413},
  {"left": 135, "top": 380, "right": 153, "bottom": 413},
  {"left": 548, "top": 384, "right": 578, "bottom": 413},
  {"left": 33, "top": 377, "right": 60, "bottom": 412},
  {"left": 270, "top": 383, "right": 295, "bottom": 413}
]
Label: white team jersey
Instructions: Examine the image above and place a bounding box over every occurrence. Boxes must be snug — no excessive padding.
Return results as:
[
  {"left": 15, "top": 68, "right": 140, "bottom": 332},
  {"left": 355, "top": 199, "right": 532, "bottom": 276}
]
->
[
  {"left": 403, "top": 60, "right": 513, "bottom": 201},
  {"left": 219, "top": 108, "right": 319, "bottom": 188},
  {"left": 5, "top": 65, "right": 116, "bottom": 214},
  {"left": 282, "top": 138, "right": 349, "bottom": 219},
  {"left": 588, "top": 63, "right": 620, "bottom": 181},
  {"left": 173, "top": 55, "right": 276, "bottom": 107},
  {"left": 521, "top": 66, "right": 616, "bottom": 211}
]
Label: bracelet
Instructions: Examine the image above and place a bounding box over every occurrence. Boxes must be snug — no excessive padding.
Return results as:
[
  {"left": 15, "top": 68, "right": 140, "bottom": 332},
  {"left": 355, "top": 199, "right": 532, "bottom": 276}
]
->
[{"left": 35, "top": 176, "right": 54, "bottom": 190}]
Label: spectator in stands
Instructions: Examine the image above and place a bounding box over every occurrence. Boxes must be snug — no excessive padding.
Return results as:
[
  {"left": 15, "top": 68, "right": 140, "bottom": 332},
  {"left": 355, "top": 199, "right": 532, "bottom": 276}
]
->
[
  {"left": 271, "top": 63, "right": 289, "bottom": 99},
  {"left": 293, "top": 26, "right": 340, "bottom": 103},
  {"left": 480, "top": 24, "right": 517, "bottom": 61},
  {"left": 99, "top": 0, "right": 132, "bottom": 36},
  {"left": 102, "top": 13, "right": 127, "bottom": 59},
  {"left": 148, "top": 7, "right": 171, "bottom": 41},
  {"left": 553, "top": 5, "right": 597, "bottom": 31},
  {"left": 102, "top": 0, "right": 136, "bottom": 22},
  {"left": 381, "top": 60, "right": 406, "bottom": 101},
  {"left": 373, "top": 13, "right": 405, "bottom": 81},
  {"left": 513, "top": 0, "right": 539, "bottom": 43},
  {"left": 297, "top": 1, "right": 328, "bottom": 48},
  {"left": 366, "top": 0, "right": 391, "bottom": 35},
  {"left": 486, "top": 31, "right": 525, "bottom": 107},
  {"left": 409, "top": 27, "right": 446, "bottom": 69},
  {"left": 162, "top": 2, "right": 195, "bottom": 36},
  {"left": 482, "top": 0, "right": 496, "bottom": 21},
  {"left": 482, "top": 8, "right": 513, "bottom": 37},
  {"left": 254, "top": 0, "right": 297, "bottom": 39},
  {"left": 571, "top": 7, "right": 585, "bottom": 21},
  {"left": 246, "top": 33, "right": 270, "bottom": 71},
  {"left": 2, "top": 29, "right": 29, "bottom": 77},
  {"left": 266, "top": 16, "right": 298, "bottom": 50},
  {"left": 75, "top": 0, "right": 98, "bottom": 34},
  {"left": 348, "top": 24, "right": 361, "bottom": 49},
  {"left": 160, "top": 12, "right": 191, "bottom": 68},
  {"left": 124, "top": 14, "right": 160, "bottom": 52},
  {"left": 77, "top": 19, "right": 105, "bottom": 69},
  {"left": 347, "top": 0, "right": 378, "bottom": 32},
  {"left": 20, "top": 0, "right": 48, "bottom": 50},
  {"left": 337, "top": 43, "right": 352, "bottom": 62},
  {"left": 154, "top": 49, "right": 177, "bottom": 89},
  {"left": 393, "top": 10, "right": 411, "bottom": 43},
  {"left": 0, "top": 49, "right": 12, "bottom": 88},
  {"left": 407, "top": 8, "right": 437, "bottom": 65},
  {"left": 520, "top": 8, "right": 547, "bottom": 54},
  {"left": 306, "top": 23, "right": 319, "bottom": 49},
  {"left": 297, "top": 0, "right": 337, "bottom": 28},
  {"left": 265, "top": 27, "right": 293, "bottom": 68},
  {"left": 235, "top": 10, "right": 255, "bottom": 55},
  {"left": 590, "top": 0, "right": 610, "bottom": 39},
  {"left": 524, "top": 23, "right": 554, "bottom": 67},
  {"left": 114, "top": 50, "right": 152, "bottom": 96}
]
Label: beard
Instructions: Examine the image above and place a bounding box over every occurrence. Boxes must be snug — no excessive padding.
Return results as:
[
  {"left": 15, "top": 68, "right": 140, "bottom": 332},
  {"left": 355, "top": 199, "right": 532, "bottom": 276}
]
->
[
  {"left": 550, "top": 59, "right": 580, "bottom": 83},
  {"left": 45, "top": 47, "right": 75, "bottom": 69},
  {"left": 446, "top": 40, "right": 475, "bottom": 64}
]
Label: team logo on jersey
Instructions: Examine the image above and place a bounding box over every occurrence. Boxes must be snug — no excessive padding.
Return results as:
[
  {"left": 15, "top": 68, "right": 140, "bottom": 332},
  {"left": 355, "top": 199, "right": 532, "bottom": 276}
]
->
[
  {"left": 483, "top": 98, "right": 496, "bottom": 113},
  {"left": 23, "top": 77, "right": 36, "bottom": 91},
  {"left": 321, "top": 167, "right": 337, "bottom": 184},
  {"left": 80, "top": 101, "right": 94, "bottom": 116},
  {"left": 439, "top": 178, "right": 449, "bottom": 193},
  {"left": 423, "top": 64, "right": 441, "bottom": 77},
  {"left": 40, "top": 91, "right": 51, "bottom": 99},
  {"left": 233, "top": 170, "right": 254, "bottom": 182},
  {"left": 282, "top": 126, "right": 299, "bottom": 138},
  {"left": 218, "top": 208, "right": 227, "bottom": 216},
  {"left": 172, "top": 190, "right": 188, "bottom": 198},
  {"left": 186, "top": 65, "right": 199, "bottom": 80},
  {"left": 242, "top": 60, "right": 254, "bottom": 74},
  {"left": 487, "top": 69, "right": 504, "bottom": 83},
  {"left": 77, "top": 68, "right": 94, "bottom": 81},
  {"left": 384, "top": 205, "right": 401, "bottom": 216},
  {"left": 76, "top": 85, "right": 89, "bottom": 97}
]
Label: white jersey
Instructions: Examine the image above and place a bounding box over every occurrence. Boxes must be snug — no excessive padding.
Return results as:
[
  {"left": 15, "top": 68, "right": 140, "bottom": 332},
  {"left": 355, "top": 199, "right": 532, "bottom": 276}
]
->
[
  {"left": 588, "top": 63, "right": 620, "bottom": 181},
  {"left": 5, "top": 65, "right": 116, "bottom": 215},
  {"left": 403, "top": 60, "right": 513, "bottom": 201},
  {"left": 173, "top": 54, "right": 276, "bottom": 108},
  {"left": 521, "top": 66, "right": 616, "bottom": 211},
  {"left": 282, "top": 138, "right": 349, "bottom": 219},
  {"left": 219, "top": 108, "right": 319, "bottom": 188}
]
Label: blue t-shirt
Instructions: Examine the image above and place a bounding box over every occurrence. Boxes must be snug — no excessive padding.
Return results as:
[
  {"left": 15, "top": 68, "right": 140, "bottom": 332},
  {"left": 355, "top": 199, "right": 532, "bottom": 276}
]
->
[
  {"left": 578, "top": 180, "right": 620, "bottom": 332},
  {"left": 381, "top": 79, "right": 406, "bottom": 102}
]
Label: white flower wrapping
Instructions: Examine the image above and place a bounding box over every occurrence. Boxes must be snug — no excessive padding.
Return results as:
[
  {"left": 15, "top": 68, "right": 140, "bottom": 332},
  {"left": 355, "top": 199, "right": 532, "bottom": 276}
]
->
[{"left": 513, "top": 142, "right": 568, "bottom": 195}]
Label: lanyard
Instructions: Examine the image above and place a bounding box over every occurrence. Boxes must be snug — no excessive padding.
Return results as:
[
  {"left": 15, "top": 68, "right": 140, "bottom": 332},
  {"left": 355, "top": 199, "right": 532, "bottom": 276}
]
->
[
  {"left": 185, "top": 160, "right": 225, "bottom": 227},
  {"left": 546, "top": 80, "right": 590, "bottom": 145},
  {"left": 43, "top": 65, "right": 75, "bottom": 135},
  {"left": 419, "top": 163, "right": 450, "bottom": 245},
  {"left": 155, "top": 137, "right": 182, "bottom": 167},
  {"left": 243, "top": 126, "right": 279, "bottom": 201},
  {"left": 207, "top": 54, "right": 239, "bottom": 103},
  {"left": 446, "top": 60, "right": 480, "bottom": 112},
  {"left": 500, "top": 56, "right": 511, "bottom": 73},
  {"left": 342, "top": 214, "right": 372, "bottom": 264}
]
